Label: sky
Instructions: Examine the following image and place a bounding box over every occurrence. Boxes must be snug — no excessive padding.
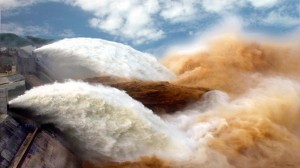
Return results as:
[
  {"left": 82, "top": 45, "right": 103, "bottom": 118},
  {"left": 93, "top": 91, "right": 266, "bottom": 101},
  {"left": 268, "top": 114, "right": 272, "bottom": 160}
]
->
[{"left": 0, "top": 0, "right": 299, "bottom": 56}]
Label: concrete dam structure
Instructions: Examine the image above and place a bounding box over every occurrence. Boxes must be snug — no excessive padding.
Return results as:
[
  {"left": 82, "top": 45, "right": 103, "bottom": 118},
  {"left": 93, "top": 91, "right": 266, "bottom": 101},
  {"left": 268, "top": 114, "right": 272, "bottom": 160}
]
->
[{"left": 0, "top": 47, "right": 82, "bottom": 168}]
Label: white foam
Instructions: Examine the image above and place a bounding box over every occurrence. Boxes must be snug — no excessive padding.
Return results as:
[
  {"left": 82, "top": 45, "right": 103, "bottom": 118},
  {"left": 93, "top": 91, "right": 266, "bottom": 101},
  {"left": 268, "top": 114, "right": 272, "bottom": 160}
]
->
[
  {"left": 34, "top": 38, "right": 175, "bottom": 81},
  {"left": 9, "top": 81, "right": 194, "bottom": 162}
]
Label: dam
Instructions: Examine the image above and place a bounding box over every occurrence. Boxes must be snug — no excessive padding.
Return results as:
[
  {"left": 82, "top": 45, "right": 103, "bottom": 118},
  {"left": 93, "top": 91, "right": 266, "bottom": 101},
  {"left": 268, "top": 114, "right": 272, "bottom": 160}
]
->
[{"left": 0, "top": 47, "right": 82, "bottom": 167}]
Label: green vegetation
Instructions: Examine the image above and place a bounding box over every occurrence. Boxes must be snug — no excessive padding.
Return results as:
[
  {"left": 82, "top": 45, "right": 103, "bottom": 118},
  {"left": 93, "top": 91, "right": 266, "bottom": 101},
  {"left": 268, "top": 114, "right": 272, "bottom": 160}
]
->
[{"left": 0, "top": 33, "right": 54, "bottom": 47}]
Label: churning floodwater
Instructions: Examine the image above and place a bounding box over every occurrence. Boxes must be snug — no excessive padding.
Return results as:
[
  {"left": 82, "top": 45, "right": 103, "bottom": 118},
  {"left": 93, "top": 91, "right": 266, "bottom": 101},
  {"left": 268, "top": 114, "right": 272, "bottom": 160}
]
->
[{"left": 9, "top": 32, "right": 300, "bottom": 168}]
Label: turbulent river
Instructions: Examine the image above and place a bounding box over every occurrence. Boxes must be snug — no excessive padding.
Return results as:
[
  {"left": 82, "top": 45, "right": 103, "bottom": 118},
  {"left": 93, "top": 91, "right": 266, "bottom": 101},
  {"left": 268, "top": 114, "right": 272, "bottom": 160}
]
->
[{"left": 9, "top": 34, "right": 300, "bottom": 168}]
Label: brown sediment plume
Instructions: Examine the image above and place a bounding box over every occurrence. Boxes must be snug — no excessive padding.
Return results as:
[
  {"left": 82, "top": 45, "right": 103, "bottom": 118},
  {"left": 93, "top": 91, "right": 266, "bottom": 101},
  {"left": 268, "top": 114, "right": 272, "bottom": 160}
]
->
[
  {"left": 82, "top": 35, "right": 300, "bottom": 167},
  {"left": 84, "top": 76, "right": 210, "bottom": 113},
  {"left": 83, "top": 157, "right": 171, "bottom": 168},
  {"left": 163, "top": 35, "right": 300, "bottom": 94},
  {"left": 207, "top": 111, "right": 300, "bottom": 168},
  {"left": 84, "top": 76, "right": 132, "bottom": 85},
  {"left": 196, "top": 77, "right": 300, "bottom": 168},
  {"left": 158, "top": 35, "right": 300, "bottom": 167},
  {"left": 203, "top": 117, "right": 300, "bottom": 168}
]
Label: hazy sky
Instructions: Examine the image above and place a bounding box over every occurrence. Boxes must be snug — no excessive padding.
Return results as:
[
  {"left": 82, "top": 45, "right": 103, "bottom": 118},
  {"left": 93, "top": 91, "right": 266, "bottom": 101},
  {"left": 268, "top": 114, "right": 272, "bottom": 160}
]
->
[{"left": 0, "top": 0, "right": 299, "bottom": 55}]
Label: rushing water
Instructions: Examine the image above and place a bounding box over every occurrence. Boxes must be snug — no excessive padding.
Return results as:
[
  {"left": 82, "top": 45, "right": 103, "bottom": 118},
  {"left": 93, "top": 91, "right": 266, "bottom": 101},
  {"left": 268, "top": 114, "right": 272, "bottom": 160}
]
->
[{"left": 9, "top": 34, "right": 300, "bottom": 168}]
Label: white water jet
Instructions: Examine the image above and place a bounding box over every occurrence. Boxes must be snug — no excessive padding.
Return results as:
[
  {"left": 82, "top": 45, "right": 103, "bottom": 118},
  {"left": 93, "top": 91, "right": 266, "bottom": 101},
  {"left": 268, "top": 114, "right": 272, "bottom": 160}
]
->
[
  {"left": 34, "top": 38, "right": 175, "bottom": 81},
  {"left": 9, "top": 81, "right": 195, "bottom": 163}
]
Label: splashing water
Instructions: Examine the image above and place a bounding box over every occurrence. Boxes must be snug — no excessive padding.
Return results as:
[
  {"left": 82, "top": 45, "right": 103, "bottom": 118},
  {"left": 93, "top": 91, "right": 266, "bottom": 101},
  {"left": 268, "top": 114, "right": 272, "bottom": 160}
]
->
[
  {"left": 162, "top": 77, "right": 300, "bottom": 168},
  {"left": 9, "top": 34, "right": 300, "bottom": 168},
  {"left": 9, "top": 81, "right": 197, "bottom": 164},
  {"left": 34, "top": 38, "right": 175, "bottom": 81},
  {"left": 163, "top": 35, "right": 300, "bottom": 95},
  {"left": 160, "top": 35, "right": 300, "bottom": 168}
]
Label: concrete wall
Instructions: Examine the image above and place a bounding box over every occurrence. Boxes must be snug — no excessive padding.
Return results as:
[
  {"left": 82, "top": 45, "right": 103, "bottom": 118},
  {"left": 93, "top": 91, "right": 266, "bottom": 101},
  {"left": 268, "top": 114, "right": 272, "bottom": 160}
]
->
[
  {"left": 6, "top": 81, "right": 26, "bottom": 101},
  {"left": 0, "top": 88, "right": 7, "bottom": 114},
  {"left": 0, "top": 75, "right": 26, "bottom": 101},
  {"left": 17, "top": 50, "right": 37, "bottom": 75}
]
